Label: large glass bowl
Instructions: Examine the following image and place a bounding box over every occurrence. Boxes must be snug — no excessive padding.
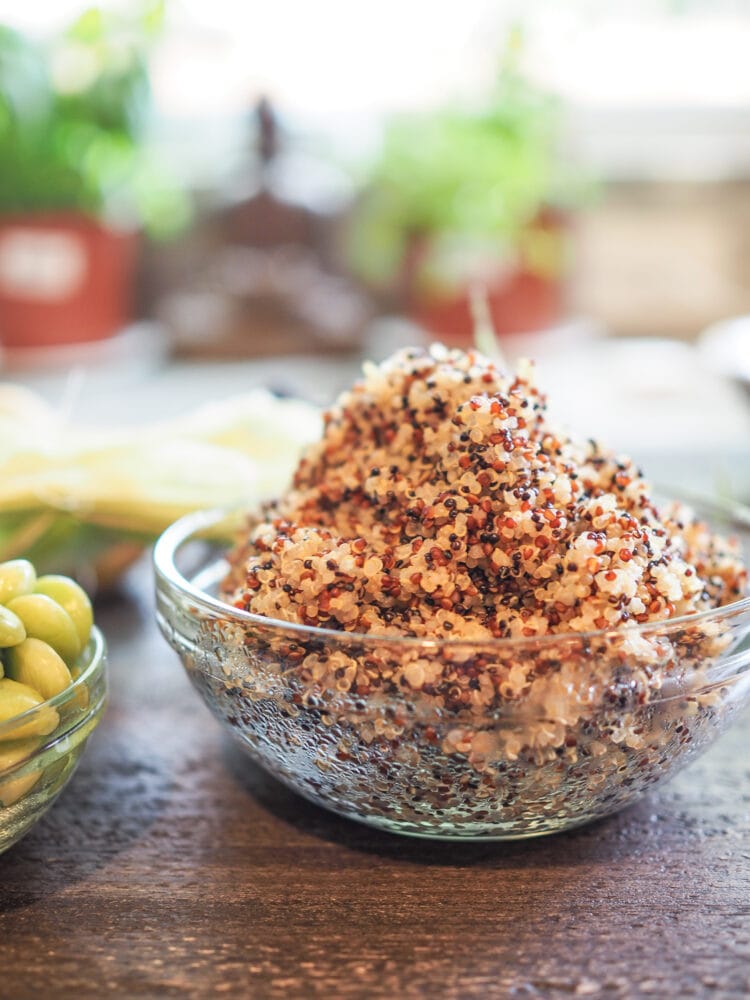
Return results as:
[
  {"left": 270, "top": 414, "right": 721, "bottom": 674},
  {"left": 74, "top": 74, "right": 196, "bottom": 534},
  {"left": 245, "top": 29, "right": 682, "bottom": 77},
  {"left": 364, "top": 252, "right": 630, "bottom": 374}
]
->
[
  {"left": 154, "top": 498, "right": 750, "bottom": 840},
  {"left": 0, "top": 627, "right": 107, "bottom": 854}
]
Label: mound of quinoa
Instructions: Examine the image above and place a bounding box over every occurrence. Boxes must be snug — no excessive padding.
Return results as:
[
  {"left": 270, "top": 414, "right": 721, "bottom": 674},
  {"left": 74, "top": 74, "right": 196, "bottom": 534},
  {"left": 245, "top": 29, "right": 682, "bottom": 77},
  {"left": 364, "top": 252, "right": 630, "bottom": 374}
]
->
[
  {"left": 223, "top": 345, "right": 747, "bottom": 640},
  {"left": 202, "top": 344, "right": 750, "bottom": 836}
]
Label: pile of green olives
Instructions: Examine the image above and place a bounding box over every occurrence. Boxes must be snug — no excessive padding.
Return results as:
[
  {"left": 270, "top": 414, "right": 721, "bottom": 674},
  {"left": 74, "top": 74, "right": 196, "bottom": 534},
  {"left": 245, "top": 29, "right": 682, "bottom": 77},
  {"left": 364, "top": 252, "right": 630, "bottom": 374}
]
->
[{"left": 0, "top": 559, "right": 93, "bottom": 742}]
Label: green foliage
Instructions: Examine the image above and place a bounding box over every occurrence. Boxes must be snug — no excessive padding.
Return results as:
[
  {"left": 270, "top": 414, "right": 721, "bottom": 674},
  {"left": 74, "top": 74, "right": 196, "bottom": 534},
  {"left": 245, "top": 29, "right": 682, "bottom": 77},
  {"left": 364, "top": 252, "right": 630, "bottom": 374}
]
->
[
  {"left": 348, "top": 32, "right": 579, "bottom": 287},
  {"left": 0, "top": 3, "right": 187, "bottom": 237}
]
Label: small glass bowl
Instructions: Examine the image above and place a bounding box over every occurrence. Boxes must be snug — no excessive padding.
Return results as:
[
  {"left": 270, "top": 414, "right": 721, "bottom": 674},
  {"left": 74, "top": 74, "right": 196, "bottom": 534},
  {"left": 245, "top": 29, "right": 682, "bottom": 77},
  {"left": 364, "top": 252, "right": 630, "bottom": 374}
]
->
[
  {"left": 154, "top": 499, "right": 750, "bottom": 840},
  {"left": 0, "top": 627, "right": 107, "bottom": 854}
]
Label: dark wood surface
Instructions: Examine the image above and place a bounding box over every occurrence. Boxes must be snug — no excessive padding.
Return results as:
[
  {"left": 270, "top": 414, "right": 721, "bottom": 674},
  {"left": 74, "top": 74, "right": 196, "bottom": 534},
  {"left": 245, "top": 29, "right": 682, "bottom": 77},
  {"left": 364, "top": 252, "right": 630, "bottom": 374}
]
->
[{"left": 1, "top": 561, "right": 748, "bottom": 1000}]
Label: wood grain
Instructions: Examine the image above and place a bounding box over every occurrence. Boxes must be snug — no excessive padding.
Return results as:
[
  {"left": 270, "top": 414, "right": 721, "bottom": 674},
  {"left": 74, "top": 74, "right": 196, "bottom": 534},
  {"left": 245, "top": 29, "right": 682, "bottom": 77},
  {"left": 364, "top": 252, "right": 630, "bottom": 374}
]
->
[{"left": 1, "top": 563, "right": 749, "bottom": 999}]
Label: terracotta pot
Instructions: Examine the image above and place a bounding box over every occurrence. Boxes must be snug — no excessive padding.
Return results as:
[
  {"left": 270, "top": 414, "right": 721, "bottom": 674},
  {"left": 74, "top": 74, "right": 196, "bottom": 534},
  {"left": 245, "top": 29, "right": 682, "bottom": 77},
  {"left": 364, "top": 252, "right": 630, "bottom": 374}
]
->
[
  {"left": 0, "top": 214, "right": 135, "bottom": 349},
  {"left": 406, "top": 209, "right": 568, "bottom": 343}
]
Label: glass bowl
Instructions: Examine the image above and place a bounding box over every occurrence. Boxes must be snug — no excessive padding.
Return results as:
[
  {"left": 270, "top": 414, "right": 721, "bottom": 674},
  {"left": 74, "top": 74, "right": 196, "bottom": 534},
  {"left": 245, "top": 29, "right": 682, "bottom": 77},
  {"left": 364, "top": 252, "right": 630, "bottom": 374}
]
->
[
  {"left": 0, "top": 626, "right": 107, "bottom": 854},
  {"left": 154, "top": 498, "right": 750, "bottom": 840}
]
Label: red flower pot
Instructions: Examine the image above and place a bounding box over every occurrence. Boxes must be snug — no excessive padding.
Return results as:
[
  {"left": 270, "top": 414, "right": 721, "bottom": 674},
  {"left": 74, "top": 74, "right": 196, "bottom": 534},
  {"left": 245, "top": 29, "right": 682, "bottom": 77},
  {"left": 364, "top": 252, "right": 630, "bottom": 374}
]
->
[
  {"left": 405, "top": 209, "right": 569, "bottom": 343},
  {"left": 412, "top": 269, "right": 565, "bottom": 343},
  {"left": 0, "top": 214, "right": 135, "bottom": 349}
]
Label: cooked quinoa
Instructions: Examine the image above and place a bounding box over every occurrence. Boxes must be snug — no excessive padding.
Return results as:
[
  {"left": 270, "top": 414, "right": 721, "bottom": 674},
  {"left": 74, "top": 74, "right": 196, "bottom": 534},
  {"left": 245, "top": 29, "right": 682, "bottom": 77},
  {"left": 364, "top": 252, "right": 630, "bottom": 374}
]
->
[
  {"left": 199, "top": 345, "right": 750, "bottom": 837},
  {"left": 223, "top": 345, "right": 747, "bottom": 640}
]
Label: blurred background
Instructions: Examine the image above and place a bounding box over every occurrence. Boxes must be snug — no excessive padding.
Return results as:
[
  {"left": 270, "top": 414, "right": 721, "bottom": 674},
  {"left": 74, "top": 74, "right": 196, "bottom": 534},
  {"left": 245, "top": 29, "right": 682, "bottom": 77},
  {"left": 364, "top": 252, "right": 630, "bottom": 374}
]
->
[{"left": 0, "top": 0, "right": 749, "bottom": 587}]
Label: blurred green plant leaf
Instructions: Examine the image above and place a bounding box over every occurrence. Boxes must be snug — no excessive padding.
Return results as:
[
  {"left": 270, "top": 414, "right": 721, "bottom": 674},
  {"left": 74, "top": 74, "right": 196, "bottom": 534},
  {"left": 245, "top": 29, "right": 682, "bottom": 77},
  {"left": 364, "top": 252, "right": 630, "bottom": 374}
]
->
[
  {"left": 348, "top": 30, "right": 587, "bottom": 288},
  {"left": 0, "top": 3, "right": 186, "bottom": 236}
]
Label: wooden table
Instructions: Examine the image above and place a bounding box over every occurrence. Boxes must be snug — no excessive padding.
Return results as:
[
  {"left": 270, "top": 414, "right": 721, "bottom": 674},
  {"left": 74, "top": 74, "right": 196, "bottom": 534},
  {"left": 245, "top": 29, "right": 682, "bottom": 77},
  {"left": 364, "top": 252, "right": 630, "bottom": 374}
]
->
[{"left": 1, "top": 562, "right": 749, "bottom": 999}]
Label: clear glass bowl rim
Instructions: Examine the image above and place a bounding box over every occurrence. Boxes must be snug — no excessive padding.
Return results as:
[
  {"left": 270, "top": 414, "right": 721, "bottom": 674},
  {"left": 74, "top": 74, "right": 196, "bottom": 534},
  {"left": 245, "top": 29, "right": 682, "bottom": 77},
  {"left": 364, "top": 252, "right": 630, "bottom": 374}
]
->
[
  {"left": 0, "top": 625, "right": 107, "bottom": 743},
  {"left": 153, "top": 493, "right": 750, "bottom": 652}
]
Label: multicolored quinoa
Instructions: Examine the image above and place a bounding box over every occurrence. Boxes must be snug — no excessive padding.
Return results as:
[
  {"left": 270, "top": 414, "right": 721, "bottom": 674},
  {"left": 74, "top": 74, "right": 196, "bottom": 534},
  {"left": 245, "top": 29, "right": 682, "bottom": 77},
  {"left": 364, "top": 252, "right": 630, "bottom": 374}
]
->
[
  {"left": 224, "top": 345, "right": 745, "bottom": 640},
  {"left": 209, "top": 345, "right": 748, "bottom": 836}
]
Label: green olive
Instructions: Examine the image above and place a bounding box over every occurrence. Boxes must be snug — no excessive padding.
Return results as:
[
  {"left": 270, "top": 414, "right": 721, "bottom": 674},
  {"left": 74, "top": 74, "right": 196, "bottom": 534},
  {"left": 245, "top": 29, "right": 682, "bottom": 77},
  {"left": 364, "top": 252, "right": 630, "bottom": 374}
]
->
[
  {"left": 34, "top": 575, "right": 93, "bottom": 648},
  {"left": 0, "top": 604, "right": 26, "bottom": 648},
  {"left": 6, "top": 638, "right": 72, "bottom": 701},
  {"left": 0, "top": 559, "right": 36, "bottom": 605},
  {"left": 0, "top": 737, "right": 39, "bottom": 772},
  {"left": 0, "top": 678, "right": 58, "bottom": 741},
  {"left": 6, "top": 594, "right": 80, "bottom": 665},
  {"left": 0, "top": 738, "right": 41, "bottom": 807}
]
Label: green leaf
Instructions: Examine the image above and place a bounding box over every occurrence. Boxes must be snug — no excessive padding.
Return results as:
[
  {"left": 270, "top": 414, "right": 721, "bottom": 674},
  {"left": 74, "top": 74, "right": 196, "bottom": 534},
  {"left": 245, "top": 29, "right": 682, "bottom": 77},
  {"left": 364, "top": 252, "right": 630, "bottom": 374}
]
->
[
  {"left": 347, "top": 32, "right": 582, "bottom": 287},
  {"left": 0, "top": 5, "right": 187, "bottom": 234}
]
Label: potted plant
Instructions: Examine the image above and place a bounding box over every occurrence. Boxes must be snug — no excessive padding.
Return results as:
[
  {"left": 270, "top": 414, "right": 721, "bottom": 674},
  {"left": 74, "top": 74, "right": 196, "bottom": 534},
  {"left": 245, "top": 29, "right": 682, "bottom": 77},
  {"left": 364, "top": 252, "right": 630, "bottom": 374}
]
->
[
  {"left": 347, "top": 32, "right": 582, "bottom": 341},
  {"left": 0, "top": 3, "right": 185, "bottom": 349}
]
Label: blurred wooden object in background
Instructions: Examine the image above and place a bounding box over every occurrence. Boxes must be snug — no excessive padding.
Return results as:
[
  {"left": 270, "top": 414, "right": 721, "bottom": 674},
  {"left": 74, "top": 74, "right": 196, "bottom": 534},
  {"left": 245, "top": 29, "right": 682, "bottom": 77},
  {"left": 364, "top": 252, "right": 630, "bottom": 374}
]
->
[
  {"left": 571, "top": 181, "right": 750, "bottom": 339},
  {"left": 154, "top": 98, "right": 369, "bottom": 359}
]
